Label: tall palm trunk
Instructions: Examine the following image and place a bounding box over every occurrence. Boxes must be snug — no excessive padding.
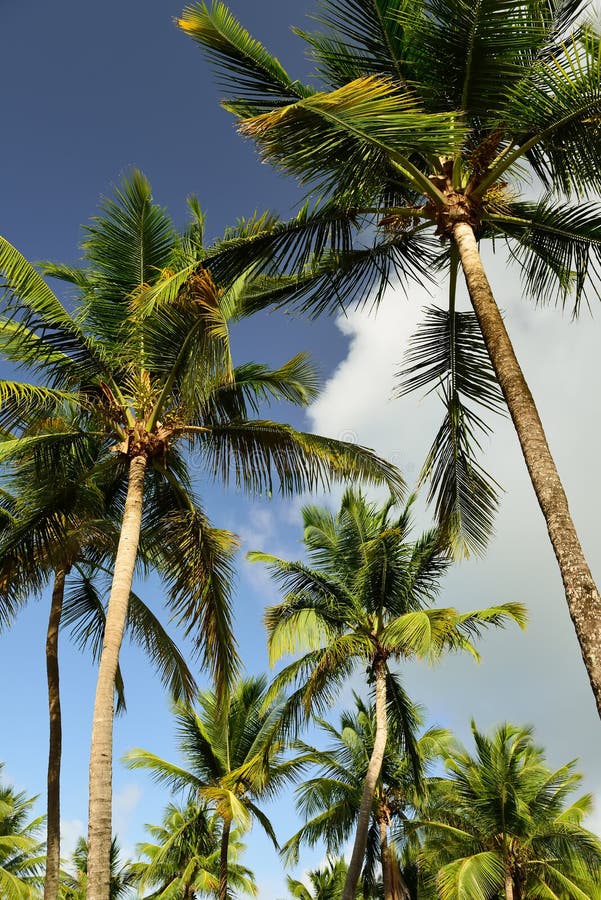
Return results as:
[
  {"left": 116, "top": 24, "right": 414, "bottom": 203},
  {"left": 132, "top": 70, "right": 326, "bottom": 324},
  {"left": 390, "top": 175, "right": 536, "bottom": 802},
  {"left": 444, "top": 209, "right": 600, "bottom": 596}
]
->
[
  {"left": 86, "top": 454, "right": 147, "bottom": 900},
  {"left": 342, "top": 657, "right": 388, "bottom": 900},
  {"left": 453, "top": 221, "right": 601, "bottom": 717},
  {"left": 505, "top": 871, "right": 514, "bottom": 900},
  {"left": 219, "top": 818, "right": 231, "bottom": 900},
  {"left": 44, "top": 567, "right": 67, "bottom": 900}
]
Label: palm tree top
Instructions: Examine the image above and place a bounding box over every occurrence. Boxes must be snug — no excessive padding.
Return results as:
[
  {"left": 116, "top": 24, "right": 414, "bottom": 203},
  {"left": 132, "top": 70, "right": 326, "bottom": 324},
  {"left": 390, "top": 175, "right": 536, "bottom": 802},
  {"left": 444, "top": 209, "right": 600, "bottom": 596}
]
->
[{"left": 179, "top": 0, "right": 601, "bottom": 556}]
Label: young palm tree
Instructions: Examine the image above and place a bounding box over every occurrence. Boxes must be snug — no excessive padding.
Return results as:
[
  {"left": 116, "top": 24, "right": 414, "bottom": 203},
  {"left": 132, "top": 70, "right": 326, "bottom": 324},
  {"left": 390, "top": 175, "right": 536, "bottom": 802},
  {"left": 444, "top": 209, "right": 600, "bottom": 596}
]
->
[
  {"left": 284, "top": 695, "right": 450, "bottom": 900},
  {"left": 58, "top": 837, "right": 134, "bottom": 900},
  {"left": 130, "top": 800, "right": 256, "bottom": 899},
  {"left": 0, "top": 429, "right": 197, "bottom": 900},
  {"left": 123, "top": 675, "right": 301, "bottom": 900},
  {"left": 415, "top": 722, "right": 601, "bottom": 899},
  {"left": 180, "top": 0, "right": 601, "bottom": 714},
  {"left": 0, "top": 766, "right": 45, "bottom": 899},
  {"left": 0, "top": 171, "right": 403, "bottom": 899},
  {"left": 284, "top": 857, "right": 349, "bottom": 900},
  {"left": 250, "top": 489, "right": 525, "bottom": 900}
]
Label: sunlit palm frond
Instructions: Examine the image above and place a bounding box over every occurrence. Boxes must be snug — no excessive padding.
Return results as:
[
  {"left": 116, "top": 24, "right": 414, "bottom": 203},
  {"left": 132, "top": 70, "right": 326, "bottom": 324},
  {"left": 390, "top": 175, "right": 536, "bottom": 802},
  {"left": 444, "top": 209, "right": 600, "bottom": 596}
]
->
[{"left": 178, "top": 1, "right": 313, "bottom": 116}]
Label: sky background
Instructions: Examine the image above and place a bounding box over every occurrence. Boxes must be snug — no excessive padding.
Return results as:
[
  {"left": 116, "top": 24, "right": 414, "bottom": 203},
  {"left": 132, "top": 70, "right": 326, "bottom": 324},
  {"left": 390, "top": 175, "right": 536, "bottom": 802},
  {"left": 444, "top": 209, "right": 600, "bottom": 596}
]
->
[{"left": 1, "top": 1, "right": 601, "bottom": 898}]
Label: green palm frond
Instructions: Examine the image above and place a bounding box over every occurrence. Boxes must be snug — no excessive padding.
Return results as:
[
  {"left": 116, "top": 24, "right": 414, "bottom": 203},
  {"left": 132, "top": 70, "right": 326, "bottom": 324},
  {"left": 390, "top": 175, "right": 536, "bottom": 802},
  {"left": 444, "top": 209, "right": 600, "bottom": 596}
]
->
[
  {"left": 435, "top": 850, "right": 505, "bottom": 899},
  {"left": 239, "top": 76, "right": 465, "bottom": 199},
  {"left": 0, "top": 237, "right": 108, "bottom": 383},
  {"left": 204, "top": 354, "right": 320, "bottom": 422},
  {"left": 397, "top": 305, "right": 504, "bottom": 414},
  {"left": 419, "top": 391, "right": 501, "bottom": 558},
  {"left": 178, "top": 2, "right": 313, "bottom": 116},
  {"left": 151, "top": 504, "right": 239, "bottom": 694},
  {"left": 196, "top": 419, "right": 405, "bottom": 499},
  {"left": 299, "top": 0, "right": 409, "bottom": 87},
  {"left": 487, "top": 199, "right": 601, "bottom": 313}
]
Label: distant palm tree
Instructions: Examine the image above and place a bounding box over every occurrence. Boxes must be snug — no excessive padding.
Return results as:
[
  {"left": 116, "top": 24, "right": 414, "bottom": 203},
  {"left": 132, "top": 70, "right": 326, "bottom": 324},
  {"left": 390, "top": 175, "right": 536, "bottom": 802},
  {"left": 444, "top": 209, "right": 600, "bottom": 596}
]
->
[
  {"left": 250, "top": 489, "right": 526, "bottom": 900},
  {"left": 284, "top": 695, "right": 450, "bottom": 900},
  {"left": 0, "top": 171, "right": 403, "bottom": 898},
  {"left": 124, "top": 675, "right": 300, "bottom": 900},
  {"left": 130, "top": 800, "right": 256, "bottom": 899},
  {"left": 180, "top": 0, "right": 601, "bottom": 714},
  {"left": 59, "top": 837, "right": 134, "bottom": 900},
  {"left": 416, "top": 722, "right": 601, "bottom": 899},
  {"left": 0, "top": 765, "right": 45, "bottom": 899},
  {"left": 284, "top": 857, "right": 348, "bottom": 900}
]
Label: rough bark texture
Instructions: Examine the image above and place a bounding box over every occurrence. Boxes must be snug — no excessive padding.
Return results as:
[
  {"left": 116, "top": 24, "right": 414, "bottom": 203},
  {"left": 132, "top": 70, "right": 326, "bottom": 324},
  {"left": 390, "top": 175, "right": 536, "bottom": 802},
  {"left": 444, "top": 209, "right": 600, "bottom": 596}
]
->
[
  {"left": 219, "top": 818, "right": 231, "bottom": 900},
  {"left": 453, "top": 221, "right": 601, "bottom": 717},
  {"left": 86, "top": 454, "right": 147, "bottom": 900},
  {"left": 44, "top": 568, "right": 67, "bottom": 900},
  {"left": 342, "top": 658, "right": 388, "bottom": 900}
]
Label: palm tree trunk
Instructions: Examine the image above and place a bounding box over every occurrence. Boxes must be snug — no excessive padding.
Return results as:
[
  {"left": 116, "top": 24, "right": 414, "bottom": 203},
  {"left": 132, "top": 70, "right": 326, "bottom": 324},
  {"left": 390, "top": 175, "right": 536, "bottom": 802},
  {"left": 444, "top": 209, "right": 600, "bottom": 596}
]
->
[
  {"left": 379, "top": 818, "right": 411, "bottom": 900},
  {"left": 379, "top": 817, "right": 393, "bottom": 900},
  {"left": 342, "top": 657, "right": 388, "bottom": 900},
  {"left": 219, "top": 818, "right": 231, "bottom": 900},
  {"left": 505, "top": 872, "right": 514, "bottom": 900},
  {"left": 44, "top": 567, "right": 67, "bottom": 900},
  {"left": 86, "top": 454, "right": 147, "bottom": 900},
  {"left": 453, "top": 220, "right": 601, "bottom": 717}
]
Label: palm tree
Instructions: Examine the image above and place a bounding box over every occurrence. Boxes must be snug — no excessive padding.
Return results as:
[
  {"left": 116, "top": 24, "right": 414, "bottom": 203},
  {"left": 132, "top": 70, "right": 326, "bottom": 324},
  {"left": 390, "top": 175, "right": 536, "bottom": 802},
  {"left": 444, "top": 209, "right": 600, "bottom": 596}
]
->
[
  {"left": 0, "top": 427, "right": 197, "bottom": 900},
  {"left": 0, "top": 765, "right": 45, "bottom": 899},
  {"left": 58, "top": 837, "right": 134, "bottom": 900},
  {"left": 130, "top": 800, "right": 256, "bottom": 899},
  {"left": 415, "top": 722, "right": 601, "bottom": 899},
  {"left": 0, "top": 171, "right": 403, "bottom": 899},
  {"left": 284, "top": 857, "right": 348, "bottom": 900},
  {"left": 124, "top": 674, "right": 301, "bottom": 900},
  {"left": 284, "top": 695, "right": 450, "bottom": 900},
  {"left": 179, "top": 0, "right": 601, "bottom": 714},
  {"left": 250, "top": 489, "right": 525, "bottom": 900}
]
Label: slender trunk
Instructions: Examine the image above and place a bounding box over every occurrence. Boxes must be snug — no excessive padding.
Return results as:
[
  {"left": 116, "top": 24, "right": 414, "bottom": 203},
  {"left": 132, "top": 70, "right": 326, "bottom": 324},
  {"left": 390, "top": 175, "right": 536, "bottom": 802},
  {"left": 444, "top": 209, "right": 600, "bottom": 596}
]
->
[
  {"left": 44, "top": 567, "right": 67, "bottom": 900},
  {"left": 86, "top": 454, "right": 147, "bottom": 900},
  {"left": 453, "top": 221, "right": 601, "bottom": 717},
  {"left": 379, "top": 818, "right": 411, "bottom": 900},
  {"left": 380, "top": 817, "right": 393, "bottom": 900},
  {"left": 219, "top": 818, "right": 231, "bottom": 900},
  {"left": 342, "top": 658, "right": 388, "bottom": 900},
  {"left": 505, "top": 871, "right": 514, "bottom": 900}
]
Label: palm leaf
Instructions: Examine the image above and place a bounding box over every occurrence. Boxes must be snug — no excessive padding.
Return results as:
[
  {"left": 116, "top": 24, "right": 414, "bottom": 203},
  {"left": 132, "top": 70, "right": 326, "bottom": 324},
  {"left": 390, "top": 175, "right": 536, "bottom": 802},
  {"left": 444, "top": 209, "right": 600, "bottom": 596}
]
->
[
  {"left": 194, "top": 419, "right": 405, "bottom": 499},
  {"left": 178, "top": 2, "right": 313, "bottom": 116}
]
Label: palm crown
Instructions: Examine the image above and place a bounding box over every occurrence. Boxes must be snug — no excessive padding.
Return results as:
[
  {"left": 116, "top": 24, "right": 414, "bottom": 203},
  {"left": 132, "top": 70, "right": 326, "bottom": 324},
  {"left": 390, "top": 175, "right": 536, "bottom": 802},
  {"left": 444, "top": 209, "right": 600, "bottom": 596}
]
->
[{"left": 416, "top": 722, "right": 601, "bottom": 899}]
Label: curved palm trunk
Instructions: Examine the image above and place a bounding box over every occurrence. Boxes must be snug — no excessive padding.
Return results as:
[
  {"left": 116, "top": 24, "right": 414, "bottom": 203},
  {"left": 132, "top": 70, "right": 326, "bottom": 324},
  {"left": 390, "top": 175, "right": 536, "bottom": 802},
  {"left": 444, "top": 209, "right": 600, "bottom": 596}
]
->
[
  {"left": 86, "top": 454, "right": 147, "bottom": 900},
  {"left": 453, "top": 221, "right": 601, "bottom": 717},
  {"left": 219, "top": 818, "right": 231, "bottom": 900},
  {"left": 44, "top": 567, "right": 67, "bottom": 900},
  {"left": 342, "top": 658, "right": 388, "bottom": 900}
]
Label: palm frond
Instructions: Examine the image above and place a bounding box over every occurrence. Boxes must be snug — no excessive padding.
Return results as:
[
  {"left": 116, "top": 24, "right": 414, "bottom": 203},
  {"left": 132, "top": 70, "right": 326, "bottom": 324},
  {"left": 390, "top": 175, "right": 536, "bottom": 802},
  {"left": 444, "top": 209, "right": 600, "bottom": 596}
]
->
[
  {"left": 487, "top": 199, "right": 601, "bottom": 313},
  {"left": 239, "top": 76, "right": 465, "bottom": 199},
  {"left": 195, "top": 419, "right": 405, "bottom": 499},
  {"left": 178, "top": 1, "right": 313, "bottom": 116}
]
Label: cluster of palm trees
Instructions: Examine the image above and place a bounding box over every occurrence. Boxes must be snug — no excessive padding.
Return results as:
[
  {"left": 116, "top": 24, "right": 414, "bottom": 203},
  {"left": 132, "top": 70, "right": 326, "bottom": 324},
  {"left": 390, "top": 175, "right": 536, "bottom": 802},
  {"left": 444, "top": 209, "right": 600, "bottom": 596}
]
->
[{"left": 2, "top": 0, "right": 601, "bottom": 897}]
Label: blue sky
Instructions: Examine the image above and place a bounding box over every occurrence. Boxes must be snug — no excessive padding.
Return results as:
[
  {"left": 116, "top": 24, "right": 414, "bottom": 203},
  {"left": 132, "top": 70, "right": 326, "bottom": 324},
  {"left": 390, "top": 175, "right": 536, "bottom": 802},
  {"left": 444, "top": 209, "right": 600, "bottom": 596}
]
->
[{"left": 2, "top": 2, "right": 601, "bottom": 898}]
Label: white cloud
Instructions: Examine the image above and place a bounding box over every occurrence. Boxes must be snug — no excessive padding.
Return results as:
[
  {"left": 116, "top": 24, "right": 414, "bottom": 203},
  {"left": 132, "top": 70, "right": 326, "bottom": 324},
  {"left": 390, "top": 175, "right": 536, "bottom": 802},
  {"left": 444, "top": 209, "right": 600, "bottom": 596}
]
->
[{"left": 60, "top": 818, "right": 85, "bottom": 867}]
